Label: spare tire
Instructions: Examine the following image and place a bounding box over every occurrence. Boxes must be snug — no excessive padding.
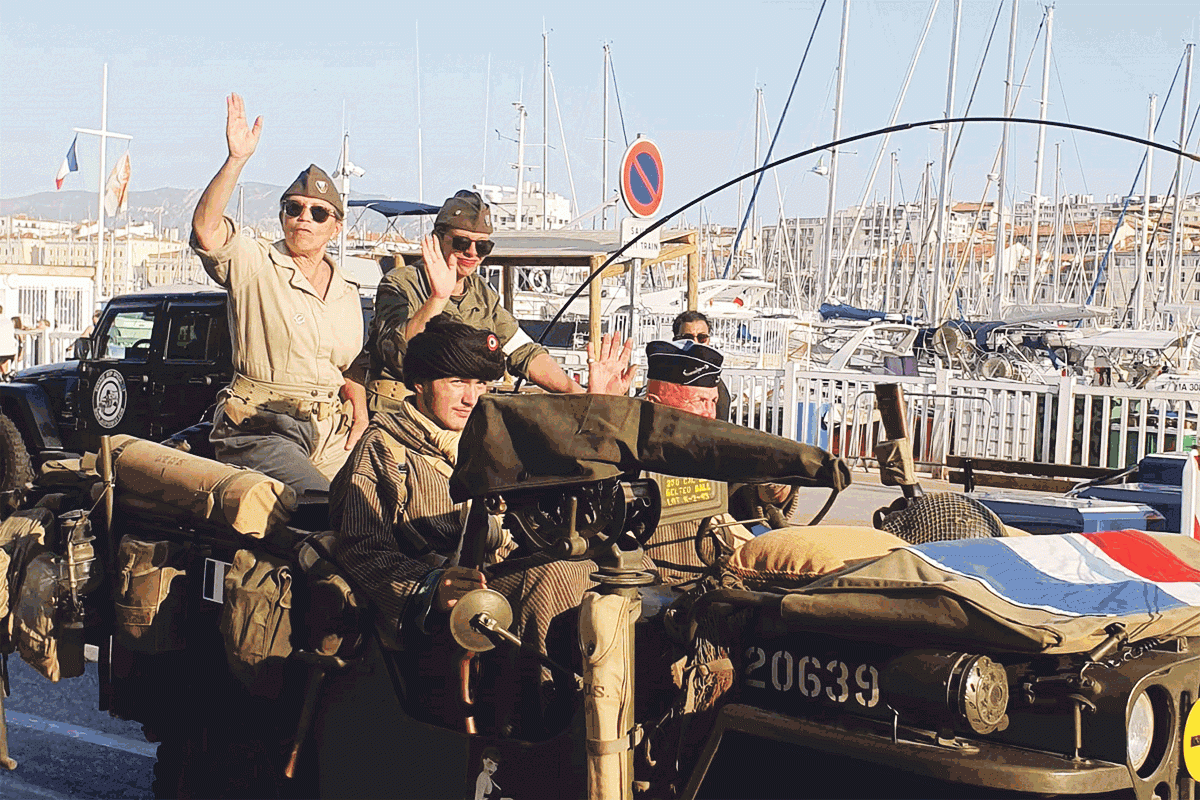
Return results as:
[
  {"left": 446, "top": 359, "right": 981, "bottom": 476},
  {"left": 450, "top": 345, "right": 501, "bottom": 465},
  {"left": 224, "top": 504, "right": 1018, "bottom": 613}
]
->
[{"left": 0, "top": 412, "right": 33, "bottom": 512}]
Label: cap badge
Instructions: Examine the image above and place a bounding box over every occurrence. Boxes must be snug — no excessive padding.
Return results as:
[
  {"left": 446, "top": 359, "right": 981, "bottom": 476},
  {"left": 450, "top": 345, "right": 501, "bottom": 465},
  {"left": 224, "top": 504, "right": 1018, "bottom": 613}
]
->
[
  {"left": 486, "top": 334, "right": 500, "bottom": 351},
  {"left": 316, "top": 180, "right": 328, "bottom": 193}
]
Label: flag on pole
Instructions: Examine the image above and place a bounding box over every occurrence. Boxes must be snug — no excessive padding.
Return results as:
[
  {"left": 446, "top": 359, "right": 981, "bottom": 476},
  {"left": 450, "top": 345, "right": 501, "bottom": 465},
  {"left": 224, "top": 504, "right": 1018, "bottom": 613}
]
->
[
  {"left": 54, "top": 136, "right": 79, "bottom": 190},
  {"left": 104, "top": 152, "right": 131, "bottom": 217}
]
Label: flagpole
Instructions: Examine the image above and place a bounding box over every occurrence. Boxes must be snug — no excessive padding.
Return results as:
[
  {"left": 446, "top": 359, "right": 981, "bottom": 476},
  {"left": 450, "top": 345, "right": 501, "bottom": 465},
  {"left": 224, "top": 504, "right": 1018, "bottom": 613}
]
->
[{"left": 72, "top": 64, "right": 132, "bottom": 306}]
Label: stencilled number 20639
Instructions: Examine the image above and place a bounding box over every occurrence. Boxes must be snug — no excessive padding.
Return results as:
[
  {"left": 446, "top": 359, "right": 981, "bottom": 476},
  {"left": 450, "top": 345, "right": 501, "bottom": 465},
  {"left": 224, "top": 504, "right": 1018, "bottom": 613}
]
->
[{"left": 743, "top": 646, "right": 880, "bottom": 709}]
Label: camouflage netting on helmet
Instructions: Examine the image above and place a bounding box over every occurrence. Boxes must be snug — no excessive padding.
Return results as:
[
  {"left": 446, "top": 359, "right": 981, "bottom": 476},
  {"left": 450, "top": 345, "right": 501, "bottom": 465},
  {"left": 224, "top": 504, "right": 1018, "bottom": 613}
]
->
[{"left": 879, "top": 492, "right": 1005, "bottom": 545}]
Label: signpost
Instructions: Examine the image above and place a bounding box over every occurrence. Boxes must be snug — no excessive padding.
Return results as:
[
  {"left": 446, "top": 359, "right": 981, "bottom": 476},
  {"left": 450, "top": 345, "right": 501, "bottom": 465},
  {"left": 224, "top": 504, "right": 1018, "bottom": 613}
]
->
[
  {"left": 619, "top": 137, "right": 664, "bottom": 218},
  {"left": 618, "top": 137, "right": 664, "bottom": 354}
]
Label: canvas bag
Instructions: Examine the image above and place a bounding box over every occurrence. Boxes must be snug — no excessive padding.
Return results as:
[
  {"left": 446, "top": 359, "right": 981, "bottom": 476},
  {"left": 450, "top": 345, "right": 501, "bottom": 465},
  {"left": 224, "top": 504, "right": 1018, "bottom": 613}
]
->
[
  {"left": 220, "top": 549, "right": 293, "bottom": 697},
  {"left": 113, "top": 536, "right": 191, "bottom": 654}
]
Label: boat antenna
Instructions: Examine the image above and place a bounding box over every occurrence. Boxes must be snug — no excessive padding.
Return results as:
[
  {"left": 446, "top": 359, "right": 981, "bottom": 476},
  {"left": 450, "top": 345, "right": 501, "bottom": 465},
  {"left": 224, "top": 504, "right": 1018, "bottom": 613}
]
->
[{"left": 721, "top": 0, "right": 828, "bottom": 279}]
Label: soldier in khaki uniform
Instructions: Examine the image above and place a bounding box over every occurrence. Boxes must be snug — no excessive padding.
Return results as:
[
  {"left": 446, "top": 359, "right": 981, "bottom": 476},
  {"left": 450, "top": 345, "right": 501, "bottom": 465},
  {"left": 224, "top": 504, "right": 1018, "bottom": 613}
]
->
[
  {"left": 365, "top": 190, "right": 585, "bottom": 412},
  {"left": 191, "top": 93, "right": 368, "bottom": 496}
]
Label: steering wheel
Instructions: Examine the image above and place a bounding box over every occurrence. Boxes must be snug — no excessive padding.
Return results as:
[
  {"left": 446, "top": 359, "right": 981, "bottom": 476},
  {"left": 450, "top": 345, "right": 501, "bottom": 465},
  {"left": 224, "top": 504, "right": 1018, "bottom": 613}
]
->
[{"left": 129, "top": 339, "right": 151, "bottom": 349}]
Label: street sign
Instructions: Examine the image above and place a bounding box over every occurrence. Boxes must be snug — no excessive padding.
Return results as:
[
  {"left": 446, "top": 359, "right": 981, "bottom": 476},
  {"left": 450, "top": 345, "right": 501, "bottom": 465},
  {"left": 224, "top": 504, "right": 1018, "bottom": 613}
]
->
[
  {"left": 619, "top": 137, "right": 664, "bottom": 218},
  {"left": 620, "top": 217, "right": 660, "bottom": 258}
]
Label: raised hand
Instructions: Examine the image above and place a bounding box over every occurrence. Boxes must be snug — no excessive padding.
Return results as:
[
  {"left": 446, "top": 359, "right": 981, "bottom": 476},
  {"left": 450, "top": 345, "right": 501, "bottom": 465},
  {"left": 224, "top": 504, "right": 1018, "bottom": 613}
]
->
[
  {"left": 587, "top": 332, "right": 637, "bottom": 396},
  {"left": 421, "top": 234, "right": 458, "bottom": 299},
  {"left": 226, "top": 93, "right": 262, "bottom": 162}
]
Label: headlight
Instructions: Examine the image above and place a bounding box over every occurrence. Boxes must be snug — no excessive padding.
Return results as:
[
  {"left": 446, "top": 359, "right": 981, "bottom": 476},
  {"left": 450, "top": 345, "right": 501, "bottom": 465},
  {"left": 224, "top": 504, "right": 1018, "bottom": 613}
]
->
[{"left": 1127, "top": 691, "right": 1155, "bottom": 771}]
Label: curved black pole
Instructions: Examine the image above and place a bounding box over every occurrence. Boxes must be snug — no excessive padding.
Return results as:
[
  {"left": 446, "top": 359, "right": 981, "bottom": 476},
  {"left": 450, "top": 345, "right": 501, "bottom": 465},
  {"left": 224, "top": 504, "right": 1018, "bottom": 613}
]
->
[{"left": 530, "top": 115, "right": 1200, "bottom": 363}]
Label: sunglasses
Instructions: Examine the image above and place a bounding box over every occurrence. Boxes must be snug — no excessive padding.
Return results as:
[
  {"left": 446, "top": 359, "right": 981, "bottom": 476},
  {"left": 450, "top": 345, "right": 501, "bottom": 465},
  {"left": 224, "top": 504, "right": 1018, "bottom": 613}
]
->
[
  {"left": 282, "top": 200, "right": 338, "bottom": 223},
  {"left": 677, "top": 333, "right": 711, "bottom": 344},
  {"left": 446, "top": 235, "right": 495, "bottom": 257}
]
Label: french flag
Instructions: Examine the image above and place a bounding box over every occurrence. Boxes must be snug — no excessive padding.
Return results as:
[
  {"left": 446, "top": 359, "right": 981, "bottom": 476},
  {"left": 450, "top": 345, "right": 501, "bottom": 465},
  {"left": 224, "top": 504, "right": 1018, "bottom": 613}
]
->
[
  {"left": 908, "top": 529, "right": 1200, "bottom": 617},
  {"left": 55, "top": 136, "right": 79, "bottom": 190}
]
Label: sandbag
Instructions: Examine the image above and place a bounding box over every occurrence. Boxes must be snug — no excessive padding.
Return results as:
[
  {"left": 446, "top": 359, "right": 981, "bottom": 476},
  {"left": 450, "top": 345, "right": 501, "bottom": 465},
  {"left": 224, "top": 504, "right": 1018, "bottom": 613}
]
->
[
  {"left": 221, "top": 549, "right": 293, "bottom": 698},
  {"left": 113, "top": 536, "right": 190, "bottom": 654},
  {"left": 110, "top": 434, "right": 296, "bottom": 537}
]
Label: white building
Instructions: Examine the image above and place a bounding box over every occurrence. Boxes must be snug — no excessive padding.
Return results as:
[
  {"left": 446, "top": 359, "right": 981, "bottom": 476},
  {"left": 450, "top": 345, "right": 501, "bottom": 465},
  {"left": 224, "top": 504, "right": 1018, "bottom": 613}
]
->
[{"left": 474, "top": 183, "right": 572, "bottom": 230}]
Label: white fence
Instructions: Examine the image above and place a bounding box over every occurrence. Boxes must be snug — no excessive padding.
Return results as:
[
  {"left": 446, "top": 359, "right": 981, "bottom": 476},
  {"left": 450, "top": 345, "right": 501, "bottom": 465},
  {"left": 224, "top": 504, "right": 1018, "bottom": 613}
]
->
[
  {"left": 725, "top": 363, "right": 1200, "bottom": 471},
  {"left": 11, "top": 329, "right": 82, "bottom": 370}
]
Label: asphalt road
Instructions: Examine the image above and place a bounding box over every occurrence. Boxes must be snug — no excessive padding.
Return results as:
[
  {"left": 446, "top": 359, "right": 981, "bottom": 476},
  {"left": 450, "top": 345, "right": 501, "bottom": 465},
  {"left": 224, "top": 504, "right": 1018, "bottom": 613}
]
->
[
  {"left": 1, "top": 654, "right": 156, "bottom": 800},
  {"left": 0, "top": 467, "right": 940, "bottom": 800}
]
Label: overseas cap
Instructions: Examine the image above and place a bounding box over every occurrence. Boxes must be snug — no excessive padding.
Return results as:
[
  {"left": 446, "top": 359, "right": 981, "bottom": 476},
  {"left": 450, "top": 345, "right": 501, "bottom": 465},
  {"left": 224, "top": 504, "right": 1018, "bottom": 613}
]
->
[
  {"left": 435, "top": 190, "right": 494, "bottom": 234},
  {"left": 403, "top": 315, "right": 506, "bottom": 390},
  {"left": 645, "top": 340, "right": 723, "bottom": 388},
  {"left": 281, "top": 164, "right": 343, "bottom": 219}
]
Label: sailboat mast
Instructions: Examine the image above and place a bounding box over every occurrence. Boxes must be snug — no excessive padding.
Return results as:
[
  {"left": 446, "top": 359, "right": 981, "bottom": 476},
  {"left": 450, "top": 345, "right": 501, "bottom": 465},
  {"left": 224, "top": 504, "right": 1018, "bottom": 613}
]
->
[
  {"left": 821, "top": 0, "right": 851, "bottom": 305},
  {"left": 515, "top": 103, "right": 527, "bottom": 231},
  {"left": 415, "top": 22, "right": 424, "bottom": 203},
  {"left": 992, "top": 0, "right": 1019, "bottom": 318},
  {"left": 1168, "top": 43, "right": 1194, "bottom": 317},
  {"left": 601, "top": 44, "right": 610, "bottom": 230},
  {"left": 1053, "top": 142, "right": 1062, "bottom": 303},
  {"left": 1136, "top": 94, "right": 1155, "bottom": 329},
  {"left": 543, "top": 27, "right": 550, "bottom": 230},
  {"left": 1029, "top": 3, "right": 1053, "bottom": 304},
  {"left": 934, "top": 0, "right": 961, "bottom": 324},
  {"left": 753, "top": 87, "right": 763, "bottom": 274}
]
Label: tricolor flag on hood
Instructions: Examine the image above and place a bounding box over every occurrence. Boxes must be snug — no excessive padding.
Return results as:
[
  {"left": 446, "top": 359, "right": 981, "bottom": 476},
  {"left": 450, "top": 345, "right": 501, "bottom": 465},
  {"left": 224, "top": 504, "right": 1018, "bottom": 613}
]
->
[{"left": 54, "top": 136, "right": 79, "bottom": 190}]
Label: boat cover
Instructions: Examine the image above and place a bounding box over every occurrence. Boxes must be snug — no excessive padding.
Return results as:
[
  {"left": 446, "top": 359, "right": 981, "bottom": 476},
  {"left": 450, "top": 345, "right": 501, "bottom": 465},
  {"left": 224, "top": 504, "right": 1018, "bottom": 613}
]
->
[
  {"left": 347, "top": 199, "right": 439, "bottom": 217},
  {"left": 782, "top": 529, "right": 1200, "bottom": 654}
]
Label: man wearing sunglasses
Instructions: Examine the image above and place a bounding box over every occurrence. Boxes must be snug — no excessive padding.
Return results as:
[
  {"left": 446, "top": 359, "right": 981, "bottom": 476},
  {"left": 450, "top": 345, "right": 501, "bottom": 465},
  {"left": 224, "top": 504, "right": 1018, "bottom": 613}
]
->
[
  {"left": 671, "top": 310, "right": 731, "bottom": 422},
  {"left": 366, "top": 190, "right": 585, "bottom": 413},
  {"left": 190, "top": 93, "right": 368, "bottom": 496}
]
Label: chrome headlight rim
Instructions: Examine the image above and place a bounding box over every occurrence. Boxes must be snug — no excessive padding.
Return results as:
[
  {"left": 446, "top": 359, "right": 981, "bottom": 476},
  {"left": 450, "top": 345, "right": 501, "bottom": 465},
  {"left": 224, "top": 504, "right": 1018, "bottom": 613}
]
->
[{"left": 1127, "top": 691, "right": 1154, "bottom": 772}]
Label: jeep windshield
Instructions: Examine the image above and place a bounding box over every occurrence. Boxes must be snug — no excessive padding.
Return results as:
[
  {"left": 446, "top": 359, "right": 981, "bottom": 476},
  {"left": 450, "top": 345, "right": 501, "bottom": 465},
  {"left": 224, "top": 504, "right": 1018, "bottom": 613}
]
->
[{"left": 97, "top": 310, "right": 156, "bottom": 361}]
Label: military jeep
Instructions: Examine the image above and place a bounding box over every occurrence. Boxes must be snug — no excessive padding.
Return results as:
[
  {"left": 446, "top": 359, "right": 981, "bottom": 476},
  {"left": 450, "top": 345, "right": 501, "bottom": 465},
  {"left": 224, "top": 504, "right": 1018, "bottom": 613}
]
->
[
  {"left": 0, "top": 287, "right": 232, "bottom": 475},
  {"left": 3, "top": 391, "right": 1200, "bottom": 800}
]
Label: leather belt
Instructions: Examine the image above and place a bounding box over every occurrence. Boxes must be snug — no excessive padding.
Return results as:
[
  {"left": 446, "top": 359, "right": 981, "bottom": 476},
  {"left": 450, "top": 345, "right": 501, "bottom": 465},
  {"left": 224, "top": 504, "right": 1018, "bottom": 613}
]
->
[
  {"left": 228, "top": 374, "right": 344, "bottom": 422},
  {"left": 367, "top": 379, "right": 412, "bottom": 402}
]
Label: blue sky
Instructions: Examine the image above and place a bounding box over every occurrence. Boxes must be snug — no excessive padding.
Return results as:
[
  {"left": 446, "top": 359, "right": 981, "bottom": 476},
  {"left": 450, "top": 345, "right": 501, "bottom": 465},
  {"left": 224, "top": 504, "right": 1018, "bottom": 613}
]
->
[{"left": 1, "top": 0, "right": 1198, "bottom": 225}]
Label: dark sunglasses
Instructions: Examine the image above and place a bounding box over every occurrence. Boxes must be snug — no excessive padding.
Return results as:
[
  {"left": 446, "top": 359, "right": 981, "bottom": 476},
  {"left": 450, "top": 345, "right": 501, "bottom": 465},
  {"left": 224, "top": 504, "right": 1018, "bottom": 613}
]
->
[
  {"left": 446, "top": 235, "right": 495, "bottom": 257},
  {"left": 282, "top": 200, "right": 338, "bottom": 223},
  {"left": 677, "top": 332, "right": 711, "bottom": 343}
]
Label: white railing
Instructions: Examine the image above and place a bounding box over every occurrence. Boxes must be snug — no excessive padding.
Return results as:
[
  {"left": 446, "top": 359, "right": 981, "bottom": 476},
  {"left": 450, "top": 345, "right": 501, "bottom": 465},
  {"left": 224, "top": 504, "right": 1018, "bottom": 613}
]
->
[
  {"left": 722, "top": 363, "right": 1200, "bottom": 471},
  {"left": 13, "top": 329, "right": 83, "bottom": 370}
]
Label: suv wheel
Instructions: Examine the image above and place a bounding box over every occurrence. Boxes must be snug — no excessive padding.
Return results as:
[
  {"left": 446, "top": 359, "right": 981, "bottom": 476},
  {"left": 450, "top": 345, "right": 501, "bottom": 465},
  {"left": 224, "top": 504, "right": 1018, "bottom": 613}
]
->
[{"left": 0, "top": 412, "right": 33, "bottom": 512}]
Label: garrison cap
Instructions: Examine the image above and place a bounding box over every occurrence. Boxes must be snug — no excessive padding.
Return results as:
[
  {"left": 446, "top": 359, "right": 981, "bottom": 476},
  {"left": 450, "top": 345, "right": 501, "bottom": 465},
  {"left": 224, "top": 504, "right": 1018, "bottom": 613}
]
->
[
  {"left": 435, "top": 190, "right": 494, "bottom": 234},
  {"left": 403, "top": 315, "right": 506, "bottom": 391},
  {"left": 645, "top": 340, "right": 723, "bottom": 388},
  {"left": 281, "top": 164, "right": 343, "bottom": 219}
]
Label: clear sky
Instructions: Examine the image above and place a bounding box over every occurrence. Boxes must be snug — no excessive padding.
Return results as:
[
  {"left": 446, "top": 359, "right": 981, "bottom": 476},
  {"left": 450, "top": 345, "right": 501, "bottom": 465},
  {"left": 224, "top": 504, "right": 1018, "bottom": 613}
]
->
[{"left": 1, "top": 0, "right": 1198, "bottom": 226}]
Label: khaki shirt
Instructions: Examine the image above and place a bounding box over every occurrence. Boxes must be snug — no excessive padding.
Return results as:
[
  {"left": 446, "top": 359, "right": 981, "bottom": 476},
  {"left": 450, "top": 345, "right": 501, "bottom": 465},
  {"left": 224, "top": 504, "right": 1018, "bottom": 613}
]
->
[
  {"left": 367, "top": 262, "right": 547, "bottom": 383},
  {"left": 192, "top": 218, "right": 363, "bottom": 396}
]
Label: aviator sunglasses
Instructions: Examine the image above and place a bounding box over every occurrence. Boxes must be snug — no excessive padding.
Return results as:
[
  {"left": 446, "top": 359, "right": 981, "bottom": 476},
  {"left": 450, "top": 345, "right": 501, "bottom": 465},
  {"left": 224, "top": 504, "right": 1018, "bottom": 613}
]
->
[
  {"left": 445, "top": 234, "right": 495, "bottom": 257},
  {"left": 677, "top": 332, "right": 711, "bottom": 344},
  {"left": 282, "top": 200, "right": 338, "bottom": 224}
]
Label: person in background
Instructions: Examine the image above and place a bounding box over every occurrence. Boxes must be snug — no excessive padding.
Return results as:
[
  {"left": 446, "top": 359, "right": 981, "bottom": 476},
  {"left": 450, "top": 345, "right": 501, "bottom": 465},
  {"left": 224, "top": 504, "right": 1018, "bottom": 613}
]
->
[
  {"left": 190, "top": 93, "right": 368, "bottom": 496},
  {"left": 365, "top": 190, "right": 586, "bottom": 413},
  {"left": 671, "top": 310, "right": 731, "bottom": 421},
  {"left": 0, "top": 307, "right": 15, "bottom": 379}
]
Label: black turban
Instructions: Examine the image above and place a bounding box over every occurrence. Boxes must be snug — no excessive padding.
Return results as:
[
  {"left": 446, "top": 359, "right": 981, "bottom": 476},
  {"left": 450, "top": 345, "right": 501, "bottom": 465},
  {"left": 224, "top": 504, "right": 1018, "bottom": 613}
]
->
[
  {"left": 645, "top": 339, "right": 723, "bottom": 387},
  {"left": 403, "top": 316, "right": 506, "bottom": 390}
]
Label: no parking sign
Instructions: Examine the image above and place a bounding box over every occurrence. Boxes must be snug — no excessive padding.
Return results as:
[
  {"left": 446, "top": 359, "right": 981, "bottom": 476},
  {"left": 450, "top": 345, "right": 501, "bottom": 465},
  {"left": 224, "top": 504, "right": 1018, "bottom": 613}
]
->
[{"left": 619, "top": 137, "right": 664, "bottom": 218}]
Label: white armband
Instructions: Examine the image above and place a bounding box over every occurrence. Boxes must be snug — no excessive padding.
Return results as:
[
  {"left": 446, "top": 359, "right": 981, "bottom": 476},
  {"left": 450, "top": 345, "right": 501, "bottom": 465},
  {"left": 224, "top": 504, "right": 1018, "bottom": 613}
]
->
[{"left": 502, "top": 328, "right": 535, "bottom": 356}]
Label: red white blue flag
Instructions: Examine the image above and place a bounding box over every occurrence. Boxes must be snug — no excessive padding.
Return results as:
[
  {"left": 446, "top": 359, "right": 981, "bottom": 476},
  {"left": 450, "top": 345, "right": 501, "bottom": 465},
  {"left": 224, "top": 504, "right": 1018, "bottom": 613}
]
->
[
  {"left": 55, "top": 136, "right": 79, "bottom": 190},
  {"left": 908, "top": 529, "right": 1200, "bottom": 617}
]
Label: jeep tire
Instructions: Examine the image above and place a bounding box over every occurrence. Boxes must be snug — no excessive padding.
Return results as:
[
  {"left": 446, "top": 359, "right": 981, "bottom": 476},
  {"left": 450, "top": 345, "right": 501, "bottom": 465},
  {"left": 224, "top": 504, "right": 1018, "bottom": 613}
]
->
[{"left": 0, "top": 411, "right": 33, "bottom": 510}]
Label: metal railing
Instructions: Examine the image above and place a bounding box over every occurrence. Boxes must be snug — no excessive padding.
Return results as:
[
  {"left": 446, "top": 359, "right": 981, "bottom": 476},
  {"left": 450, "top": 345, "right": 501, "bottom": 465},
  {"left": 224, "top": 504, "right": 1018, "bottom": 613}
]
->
[{"left": 723, "top": 363, "right": 1200, "bottom": 472}]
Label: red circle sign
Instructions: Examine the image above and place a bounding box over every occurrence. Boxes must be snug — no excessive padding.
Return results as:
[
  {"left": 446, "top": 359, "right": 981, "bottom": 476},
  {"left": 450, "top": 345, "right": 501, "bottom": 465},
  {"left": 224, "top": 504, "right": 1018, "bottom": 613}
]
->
[{"left": 620, "top": 138, "right": 664, "bottom": 218}]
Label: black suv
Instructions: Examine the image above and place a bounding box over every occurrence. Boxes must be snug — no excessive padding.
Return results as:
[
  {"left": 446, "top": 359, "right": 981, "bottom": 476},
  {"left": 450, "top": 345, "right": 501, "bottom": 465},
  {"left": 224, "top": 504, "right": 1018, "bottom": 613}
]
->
[{"left": 0, "top": 287, "right": 232, "bottom": 478}]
